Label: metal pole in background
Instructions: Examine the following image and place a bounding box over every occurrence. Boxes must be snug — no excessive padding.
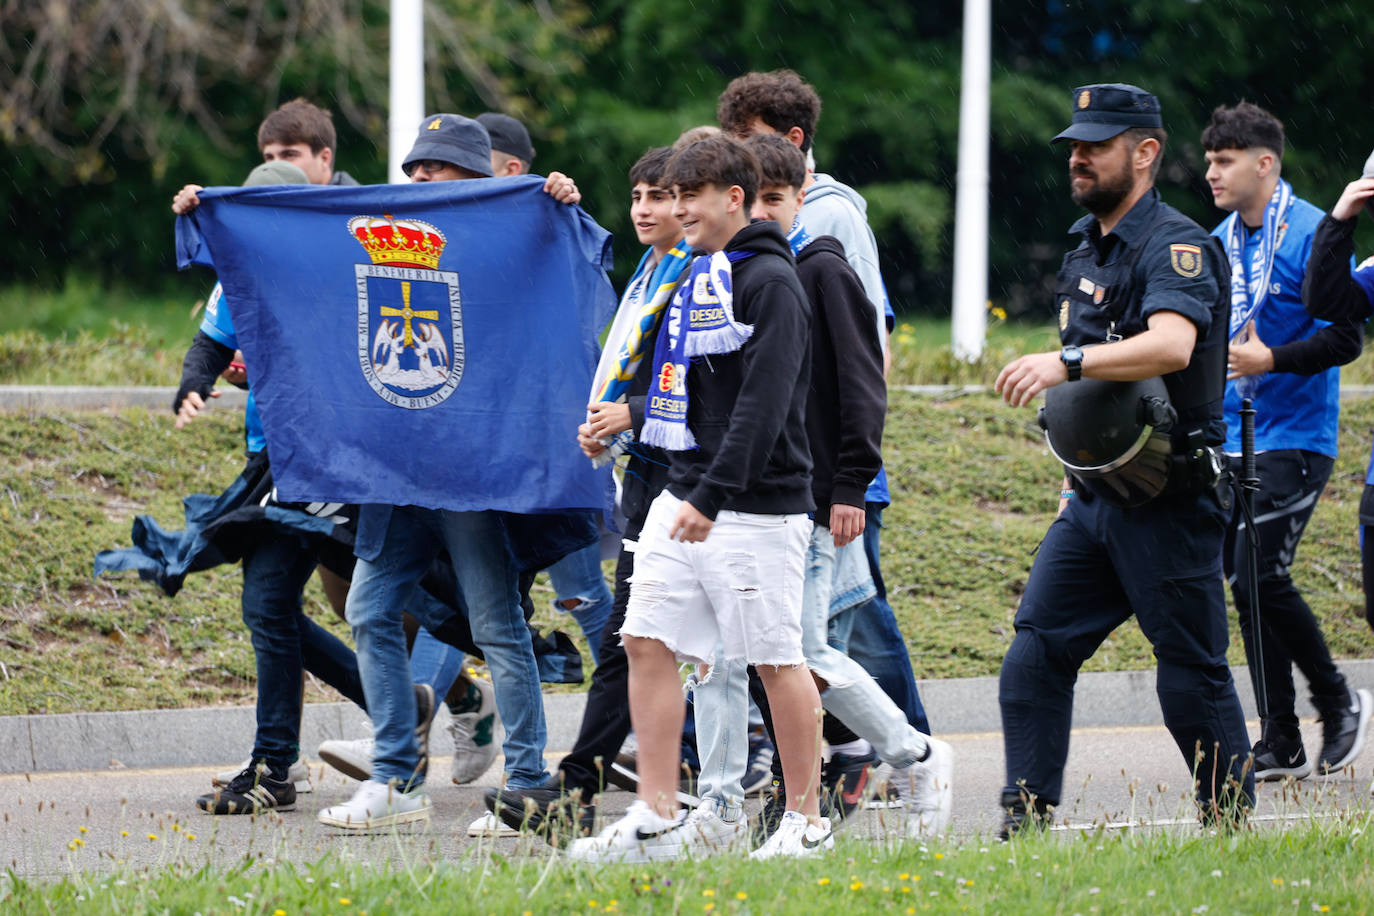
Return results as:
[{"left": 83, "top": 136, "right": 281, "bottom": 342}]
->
[
  {"left": 950, "top": 0, "right": 990, "bottom": 361},
  {"left": 388, "top": 0, "right": 424, "bottom": 185}
]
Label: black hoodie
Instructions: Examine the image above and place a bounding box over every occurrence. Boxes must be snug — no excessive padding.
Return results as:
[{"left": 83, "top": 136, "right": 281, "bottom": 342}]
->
[
  {"left": 794, "top": 235, "right": 885, "bottom": 520},
  {"left": 666, "top": 220, "right": 815, "bottom": 519}
]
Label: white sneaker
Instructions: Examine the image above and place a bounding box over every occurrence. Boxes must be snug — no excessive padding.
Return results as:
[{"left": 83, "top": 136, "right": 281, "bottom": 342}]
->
[
  {"left": 894, "top": 736, "right": 954, "bottom": 837},
  {"left": 449, "top": 674, "right": 501, "bottom": 784},
  {"left": 672, "top": 799, "right": 747, "bottom": 857},
  {"left": 317, "top": 683, "right": 436, "bottom": 782},
  {"left": 467, "top": 811, "right": 519, "bottom": 838},
  {"left": 214, "top": 758, "right": 311, "bottom": 794},
  {"left": 749, "top": 811, "right": 833, "bottom": 859},
  {"left": 317, "top": 738, "right": 374, "bottom": 782},
  {"left": 566, "top": 800, "right": 687, "bottom": 864},
  {"left": 317, "top": 779, "right": 431, "bottom": 831}
]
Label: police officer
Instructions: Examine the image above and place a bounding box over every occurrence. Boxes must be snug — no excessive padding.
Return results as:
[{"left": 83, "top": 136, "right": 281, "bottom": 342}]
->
[{"left": 994, "top": 84, "right": 1255, "bottom": 836}]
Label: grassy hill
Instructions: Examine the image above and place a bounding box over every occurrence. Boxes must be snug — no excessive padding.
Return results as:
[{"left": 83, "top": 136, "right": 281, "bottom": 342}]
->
[{"left": 1, "top": 328, "right": 1371, "bottom": 715}]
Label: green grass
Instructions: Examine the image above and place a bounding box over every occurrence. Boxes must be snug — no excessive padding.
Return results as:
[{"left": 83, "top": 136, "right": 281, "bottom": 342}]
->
[
  {"left": 1, "top": 326, "right": 1372, "bottom": 715},
  {"left": 4, "top": 815, "right": 1372, "bottom": 914}
]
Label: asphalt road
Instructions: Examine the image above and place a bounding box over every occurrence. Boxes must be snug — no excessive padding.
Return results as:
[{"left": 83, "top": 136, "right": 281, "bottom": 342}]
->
[{"left": 5, "top": 722, "right": 1371, "bottom": 881}]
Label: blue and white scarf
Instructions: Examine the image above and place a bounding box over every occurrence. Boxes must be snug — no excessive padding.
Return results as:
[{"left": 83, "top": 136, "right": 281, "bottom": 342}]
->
[
  {"left": 640, "top": 249, "right": 754, "bottom": 450},
  {"left": 1226, "top": 178, "right": 1294, "bottom": 340},
  {"left": 786, "top": 217, "right": 814, "bottom": 256}
]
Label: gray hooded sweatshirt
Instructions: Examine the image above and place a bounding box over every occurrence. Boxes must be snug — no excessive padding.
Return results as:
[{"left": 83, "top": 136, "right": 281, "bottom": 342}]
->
[{"left": 803, "top": 172, "right": 888, "bottom": 351}]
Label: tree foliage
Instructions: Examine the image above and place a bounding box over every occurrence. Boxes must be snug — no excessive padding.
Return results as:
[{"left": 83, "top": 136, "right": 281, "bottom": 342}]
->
[{"left": 2, "top": 0, "right": 1373, "bottom": 319}]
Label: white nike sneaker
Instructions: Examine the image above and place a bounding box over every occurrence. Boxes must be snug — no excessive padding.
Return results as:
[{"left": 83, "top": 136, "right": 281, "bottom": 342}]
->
[
  {"left": 467, "top": 811, "right": 519, "bottom": 837},
  {"left": 566, "top": 800, "right": 687, "bottom": 864},
  {"left": 449, "top": 674, "right": 501, "bottom": 784},
  {"left": 895, "top": 736, "right": 954, "bottom": 837},
  {"left": 749, "top": 811, "right": 834, "bottom": 859},
  {"left": 317, "top": 779, "right": 431, "bottom": 831},
  {"left": 670, "top": 799, "right": 747, "bottom": 857},
  {"left": 214, "top": 758, "right": 311, "bottom": 794}
]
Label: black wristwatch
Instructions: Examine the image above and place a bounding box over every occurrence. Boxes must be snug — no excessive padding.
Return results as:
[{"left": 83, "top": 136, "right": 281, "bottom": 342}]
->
[{"left": 1060, "top": 345, "right": 1083, "bottom": 382}]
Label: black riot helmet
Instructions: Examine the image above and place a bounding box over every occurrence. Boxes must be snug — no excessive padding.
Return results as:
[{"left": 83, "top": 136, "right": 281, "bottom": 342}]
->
[{"left": 1038, "top": 376, "right": 1177, "bottom": 507}]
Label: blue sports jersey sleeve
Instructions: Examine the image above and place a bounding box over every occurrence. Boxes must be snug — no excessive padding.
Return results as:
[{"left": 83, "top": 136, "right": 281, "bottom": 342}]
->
[{"left": 198, "top": 282, "right": 238, "bottom": 349}]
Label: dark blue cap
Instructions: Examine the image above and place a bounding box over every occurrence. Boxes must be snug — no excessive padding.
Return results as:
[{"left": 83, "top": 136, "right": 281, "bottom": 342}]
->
[
  {"left": 1051, "top": 84, "right": 1163, "bottom": 144},
  {"left": 402, "top": 113, "right": 494, "bottom": 178},
  {"left": 477, "top": 112, "right": 535, "bottom": 164}
]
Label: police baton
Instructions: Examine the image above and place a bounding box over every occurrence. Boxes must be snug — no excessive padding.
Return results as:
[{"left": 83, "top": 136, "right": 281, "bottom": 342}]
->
[{"left": 1237, "top": 397, "right": 1267, "bottom": 720}]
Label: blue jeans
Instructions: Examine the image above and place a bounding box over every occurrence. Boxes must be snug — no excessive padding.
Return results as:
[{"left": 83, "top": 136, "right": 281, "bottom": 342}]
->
[
  {"left": 545, "top": 542, "right": 614, "bottom": 662},
  {"left": 345, "top": 507, "right": 548, "bottom": 788},
  {"left": 828, "top": 505, "right": 931, "bottom": 734},
  {"left": 691, "top": 647, "right": 751, "bottom": 816},
  {"left": 241, "top": 530, "right": 366, "bottom": 771},
  {"left": 801, "top": 526, "right": 924, "bottom": 769},
  {"left": 410, "top": 621, "right": 465, "bottom": 705}
]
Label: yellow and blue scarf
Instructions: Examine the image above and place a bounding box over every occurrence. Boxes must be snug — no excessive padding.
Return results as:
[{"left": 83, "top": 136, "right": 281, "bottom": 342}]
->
[{"left": 588, "top": 242, "right": 690, "bottom": 465}]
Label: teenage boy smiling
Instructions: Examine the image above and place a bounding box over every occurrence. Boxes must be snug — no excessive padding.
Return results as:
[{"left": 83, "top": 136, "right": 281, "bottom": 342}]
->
[
  {"left": 690, "top": 134, "right": 954, "bottom": 840},
  {"left": 570, "top": 136, "right": 830, "bottom": 861}
]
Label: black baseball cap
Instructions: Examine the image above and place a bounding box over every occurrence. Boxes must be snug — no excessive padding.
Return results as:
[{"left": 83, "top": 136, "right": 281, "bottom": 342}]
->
[
  {"left": 477, "top": 112, "right": 535, "bottom": 164},
  {"left": 1051, "top": 84, "right": 1163, "bottom": 144},
  {"left": 402, "top": 113, "right": 494, "bottom": 178}
]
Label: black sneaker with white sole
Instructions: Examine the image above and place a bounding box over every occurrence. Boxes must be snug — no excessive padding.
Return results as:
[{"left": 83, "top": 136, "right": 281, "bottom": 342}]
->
[
  {"left": 484, "top": 778, "right": 597, "bottom": 847},
  {"left": 196, "top": 762, "right": 296, "bottom": 815},
  {"left": 1251, "top": 730, "right": 1313, "bottom": 781},
  {"left": 1316, "top": 687, "right": 1373, "bottom": 775}
]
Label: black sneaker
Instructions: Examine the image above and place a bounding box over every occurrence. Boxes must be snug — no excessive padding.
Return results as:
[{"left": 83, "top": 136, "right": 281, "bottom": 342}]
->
[
  {"left": 741, "top": 727, "right": 776, "bottom": 796},
  {"left": 754, "top": 777, "right": 787, "bottom": 847},
  {"left": 606, "top": 750, "right": 700, "bottom": 804},
  {"left": 1250, "top": 730, "right": 1313, "bottom": 781},
  {"left": 997, "top": 788, "right": 1050, "bottom": 842},
  {"left": 1316, "top": 688, "right": 1372, "bottom": 775},
  {"left": 606, "top": 752, "right": 639, "bottom": 792},
  {"left": 821, "top": 750, "right": 878, "bottom": 822},
  {"left": 1197, "top": 785, "right": 1251, "bottom": 832},
  {"left": 196, "top": 762, "right": 296, "bottom": 815},
  {"left": 484, "top": 777, "right": 596, "bottom": 847}
]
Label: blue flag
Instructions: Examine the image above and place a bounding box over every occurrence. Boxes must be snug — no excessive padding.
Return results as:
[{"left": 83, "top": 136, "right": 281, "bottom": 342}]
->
[{"left": 176, "top": 176, "right": 616, "bottom": 514}]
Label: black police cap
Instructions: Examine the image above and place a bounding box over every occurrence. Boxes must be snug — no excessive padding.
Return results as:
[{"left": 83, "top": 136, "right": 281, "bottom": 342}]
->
[{"left": 1051, "top": 84, "right": 1163, "bottom": 144}]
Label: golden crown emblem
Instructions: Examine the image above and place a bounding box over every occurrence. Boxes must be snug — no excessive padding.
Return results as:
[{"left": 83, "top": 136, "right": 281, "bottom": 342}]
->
[{"left": 348, "top": 215, "right": 447, "bottom": 270}]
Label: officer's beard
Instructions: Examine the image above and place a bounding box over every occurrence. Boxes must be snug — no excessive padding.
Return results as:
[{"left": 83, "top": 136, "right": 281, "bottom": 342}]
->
[{"left": 1070, "top": 162, "right": 1133, "bottom": 216}]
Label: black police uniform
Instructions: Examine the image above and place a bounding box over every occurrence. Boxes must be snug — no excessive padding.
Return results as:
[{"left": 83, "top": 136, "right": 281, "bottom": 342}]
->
[{"left": 1000, "top": 85, "right": 1256, "bottom": 824}]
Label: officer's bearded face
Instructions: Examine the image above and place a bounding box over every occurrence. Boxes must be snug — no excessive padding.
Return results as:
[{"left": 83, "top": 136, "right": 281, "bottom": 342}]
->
[{"left": 1069, "top": 136, "right": 1134, "bottom": 215}]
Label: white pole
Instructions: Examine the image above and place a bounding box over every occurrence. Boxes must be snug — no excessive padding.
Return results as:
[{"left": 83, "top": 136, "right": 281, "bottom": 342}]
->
[
  {"left": 950, "top": 0, "right": 990, "bottom": 361},
  {"left": 388, "top": 0, "right": 424, "bottom": 185}
]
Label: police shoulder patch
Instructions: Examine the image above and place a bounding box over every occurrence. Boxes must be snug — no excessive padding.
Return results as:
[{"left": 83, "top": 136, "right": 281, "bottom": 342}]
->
[{"left": 1169, "top": 243, "right": 1203, "bottom": 278}]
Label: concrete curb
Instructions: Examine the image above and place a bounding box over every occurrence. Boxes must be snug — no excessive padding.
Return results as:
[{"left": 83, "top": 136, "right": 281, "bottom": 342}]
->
[
  {"left": 0, "top": 386, "right": 247, "bottom": 411},
  {"left": 4, "top": 659, "right": 1372, "bottom": 774}
]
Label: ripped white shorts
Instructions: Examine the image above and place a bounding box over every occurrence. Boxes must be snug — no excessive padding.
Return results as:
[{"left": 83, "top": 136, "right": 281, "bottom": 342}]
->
[{"left": 620, "top": 491, "right": 811, "bottom": 666}]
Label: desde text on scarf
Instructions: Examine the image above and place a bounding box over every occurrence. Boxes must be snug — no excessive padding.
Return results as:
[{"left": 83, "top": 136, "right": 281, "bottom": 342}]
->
[{"left": 640, "top": 249, "right": 755, "bottom": 451}]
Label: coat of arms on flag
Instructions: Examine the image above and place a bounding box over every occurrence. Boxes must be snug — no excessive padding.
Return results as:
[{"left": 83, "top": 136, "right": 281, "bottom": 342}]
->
[{"left": 350, "top": 215, "right": 465, "bottom": 409}]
